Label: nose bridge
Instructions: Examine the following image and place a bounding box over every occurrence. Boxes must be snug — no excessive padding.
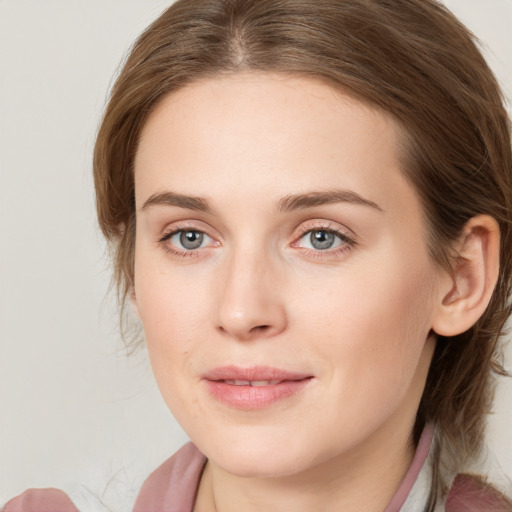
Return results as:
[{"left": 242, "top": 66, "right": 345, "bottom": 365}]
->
[{"left": 216, "top": 238, "right": 287, "bottom": 340}]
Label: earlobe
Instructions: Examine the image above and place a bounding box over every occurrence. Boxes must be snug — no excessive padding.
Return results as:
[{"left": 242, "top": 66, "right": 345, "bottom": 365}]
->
[{"left": 432, "top": 215, "right": 500, "bottom": 337}]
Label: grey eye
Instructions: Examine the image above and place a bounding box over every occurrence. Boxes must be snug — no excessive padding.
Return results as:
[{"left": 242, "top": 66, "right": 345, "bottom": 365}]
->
[
  {"left": 309, "top": 230, "right": 336, "bottom": 250},
  {"left": 296, "top": 229, "right": 346, "bottom": 251},
  {"left": 175, "top": 230, "right": 205, "bottom": 250}
]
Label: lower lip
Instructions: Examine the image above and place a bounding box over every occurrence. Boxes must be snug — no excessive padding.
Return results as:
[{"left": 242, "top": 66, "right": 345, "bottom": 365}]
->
[{"left": 204, "top": 378, "right": 312, "bottom": 410}]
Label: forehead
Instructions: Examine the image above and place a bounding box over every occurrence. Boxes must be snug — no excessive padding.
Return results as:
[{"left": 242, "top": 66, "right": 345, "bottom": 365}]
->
[
  {"left": 136, "top": 72, "right": 397, "bottom": 164},
  {"left": 134, "top": 72, "right": 418, "bottom": 220}
]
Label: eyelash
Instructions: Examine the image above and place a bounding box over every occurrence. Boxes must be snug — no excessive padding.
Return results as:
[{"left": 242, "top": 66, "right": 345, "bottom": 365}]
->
[
  {"left": 158, "top": 223, "right": 216, "bottom": 258},
  {"left": 291, "top": 224, "right": 357, "bottom": 259},
  {"left": 158, "top": 223, "right": 357, "bottom": 259}
]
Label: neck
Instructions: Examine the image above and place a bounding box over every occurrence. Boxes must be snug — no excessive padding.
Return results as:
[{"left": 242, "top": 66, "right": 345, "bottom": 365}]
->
[{"left": 194, "top": 416, "right": 417, "bottom": 512}]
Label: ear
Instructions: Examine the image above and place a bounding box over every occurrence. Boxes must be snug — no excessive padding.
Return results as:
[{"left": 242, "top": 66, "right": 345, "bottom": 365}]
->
[
  {"left": 432, "top": 215, "right": 500, "bottom": 337},
  {"left": 130, "top": 286, "right": 141, "bottom": 320}
]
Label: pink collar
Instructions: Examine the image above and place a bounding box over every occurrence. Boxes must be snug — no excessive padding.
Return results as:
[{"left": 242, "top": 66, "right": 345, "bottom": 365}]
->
[{"left": 384, "top": 423, "right": 435, "bottom": 512}]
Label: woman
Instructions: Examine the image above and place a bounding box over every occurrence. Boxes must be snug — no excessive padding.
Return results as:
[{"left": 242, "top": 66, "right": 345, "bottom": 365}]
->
[{"left": 4, "top": 0, "right": 511, "bottom": 510}]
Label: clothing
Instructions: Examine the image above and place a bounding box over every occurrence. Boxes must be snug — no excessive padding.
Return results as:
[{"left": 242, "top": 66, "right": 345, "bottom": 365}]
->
[{"left": 3, "top": 426, "right": 510, "bottom": 512}]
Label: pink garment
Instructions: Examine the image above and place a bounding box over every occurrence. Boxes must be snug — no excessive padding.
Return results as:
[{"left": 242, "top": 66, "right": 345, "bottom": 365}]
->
[
  {"left": 2, "top": 488, "right": 79, "bottom": 512},
  {"left": 446, "top": 474, "right": 512, "bottom": 512},
  {"left": 4, "top": 427, "right": 510, "bottom": 511},
  {"left": 384, "top": 423, "right": 434, "bottom": 511},
  {"left": 132, "top": 442, "right": 206, "bottom": 512}
]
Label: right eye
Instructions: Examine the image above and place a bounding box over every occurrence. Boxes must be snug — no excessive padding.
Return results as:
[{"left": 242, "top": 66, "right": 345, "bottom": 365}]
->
[{"left": 167, "top": 229, "right": 212, "bottom": 250}]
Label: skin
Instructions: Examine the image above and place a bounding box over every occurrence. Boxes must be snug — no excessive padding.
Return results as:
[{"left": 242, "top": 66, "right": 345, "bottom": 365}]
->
[{"left": 132, "top": 73, "right": 450, "bottom": 512}]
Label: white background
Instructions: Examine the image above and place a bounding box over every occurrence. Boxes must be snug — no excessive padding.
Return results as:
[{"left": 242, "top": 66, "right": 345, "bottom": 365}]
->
[{"left": 1, "top": 1, "right": 511, "bottom": 510}]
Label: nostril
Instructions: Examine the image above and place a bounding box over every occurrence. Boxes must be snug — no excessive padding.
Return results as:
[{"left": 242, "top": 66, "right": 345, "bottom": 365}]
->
[{"left": 250, "top": 325, "right": 270, "bottom": 333}]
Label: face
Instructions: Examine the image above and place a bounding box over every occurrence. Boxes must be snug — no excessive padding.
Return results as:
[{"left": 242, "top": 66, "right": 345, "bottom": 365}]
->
[{"left": 133, "top": 73, "right": 441, "bottom": 478}]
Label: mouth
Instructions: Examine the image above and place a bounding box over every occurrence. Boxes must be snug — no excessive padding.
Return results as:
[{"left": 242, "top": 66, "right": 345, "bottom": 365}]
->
[
  {"left": 204, "top": 365, "right": 312, "bottom": 382},
  {"left": 202, "top": 366, "right": 314, "bottom": 410},
  {"left": 222, "top": 379, "right": 284, "bottom": 386}
]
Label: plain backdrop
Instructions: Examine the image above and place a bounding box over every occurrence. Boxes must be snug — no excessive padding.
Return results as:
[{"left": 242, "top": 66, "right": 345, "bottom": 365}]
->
[{"left": 1, "top": 1, "right": 511, "bottom": 510}]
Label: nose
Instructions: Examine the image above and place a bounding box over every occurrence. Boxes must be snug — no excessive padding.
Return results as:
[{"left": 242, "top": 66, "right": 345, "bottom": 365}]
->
[{"left": 215, "top": 248, "right": 288, "bottom": 341}]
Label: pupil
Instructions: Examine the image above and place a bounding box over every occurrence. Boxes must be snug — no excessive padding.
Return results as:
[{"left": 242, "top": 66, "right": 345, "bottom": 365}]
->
[
  {"left": 180, "top": 230, "right": 203, "bottom": 249},
  {"left": 310, "top": 230, "right": 335, "bottom": 250}
]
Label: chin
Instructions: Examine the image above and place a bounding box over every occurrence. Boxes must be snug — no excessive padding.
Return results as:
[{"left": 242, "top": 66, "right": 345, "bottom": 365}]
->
[
  {"left": 215, "top": 450, "right": 312, "bottom": 479},
  {"left": 194, "top": 425, "right": 327, "bottom": 479}
]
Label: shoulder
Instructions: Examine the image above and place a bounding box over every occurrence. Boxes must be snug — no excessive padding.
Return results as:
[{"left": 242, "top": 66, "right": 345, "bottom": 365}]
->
[
  {"left": 446, "top": 473, "right": 512, "bottom": 512},
  {"left": 1, "top": 444, "right": 205, "bottom": 512},
  {"left": 133, "top": 442, "right": 207, "bottom": 512},
  {"left": 2, "top": 488, "right": 78, "bottom": 512}
]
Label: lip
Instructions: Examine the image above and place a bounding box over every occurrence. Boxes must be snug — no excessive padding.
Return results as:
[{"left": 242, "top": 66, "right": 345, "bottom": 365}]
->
[{"left": 202, "top": 365, "right": 314, "bottom": 410}]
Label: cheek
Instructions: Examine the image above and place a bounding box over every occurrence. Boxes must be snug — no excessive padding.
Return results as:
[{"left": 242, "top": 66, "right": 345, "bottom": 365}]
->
[
  {"left": 135, "top": 241, "right": 210, "bottom": 336},
  {"left": 302, "top": 253, "right": 437, "bottom": 395},
  {"left": 133, "top": 257, "right": 209, "bottom": 394},
  {"left": 139, "top": 292, "right": 207, "bottom": 429}
]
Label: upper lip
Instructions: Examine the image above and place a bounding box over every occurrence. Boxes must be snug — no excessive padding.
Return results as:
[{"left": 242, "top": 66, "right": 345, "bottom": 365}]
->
[{"left": 203, "top": 365, "right": 313, "bottom": 382}]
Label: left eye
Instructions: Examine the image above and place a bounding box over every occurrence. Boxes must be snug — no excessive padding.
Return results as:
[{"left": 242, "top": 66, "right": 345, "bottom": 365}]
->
[
  {"left": 298, "top": 229, "right": 345, "bottom": 250},
  {"left": 169, "top": 229, "right": 211, "bottom": 250}
]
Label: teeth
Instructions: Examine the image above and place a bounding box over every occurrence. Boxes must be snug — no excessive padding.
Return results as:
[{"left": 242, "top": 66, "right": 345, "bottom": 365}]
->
[
  {"left": 250, "top": 380, "right": 281, "bottom": 386},
  {"left": 223, "top": 379, "right": 281, "bottom": 386}
]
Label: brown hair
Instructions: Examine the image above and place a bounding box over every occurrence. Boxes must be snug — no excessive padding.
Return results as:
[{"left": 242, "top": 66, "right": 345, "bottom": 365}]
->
[{"left": 93, "top": 0, "right": 512, "bottom": 499}]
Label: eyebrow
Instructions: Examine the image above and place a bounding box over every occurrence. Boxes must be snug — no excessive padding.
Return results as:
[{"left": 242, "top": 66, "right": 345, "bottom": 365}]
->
[
  {"left": 277, "top": 190, "right": 383, "bottom": 213},
  {"left": 140, "top": 189, "right": 383, "bottom": 214},
  {"left": 140, "top": 191, "right": 213, "bottom": 213}
]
